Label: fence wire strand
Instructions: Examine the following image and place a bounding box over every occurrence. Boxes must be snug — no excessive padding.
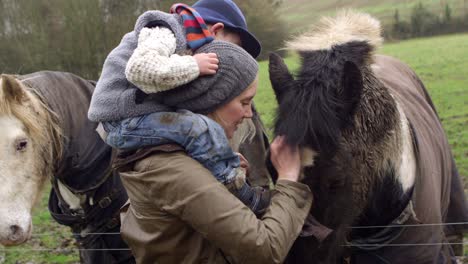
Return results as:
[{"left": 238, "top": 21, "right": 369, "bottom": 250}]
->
[
  {"left": 0, "top": 242, "right": 467, "bottom": 252},
  {"left": 348, "top": 221, "right": 468, "bottom": 229},
  {"left": 344, "top": 242, "right": 468, "bottom": 247},
  {"left": 27, "top": 221, "right": 468, "bottom": 236},
  {"left": 0, "top": 248, "right": 131, "bottom": 252},
  {"left": 0, "top": 222, "right": 465, "bottom": 252}
]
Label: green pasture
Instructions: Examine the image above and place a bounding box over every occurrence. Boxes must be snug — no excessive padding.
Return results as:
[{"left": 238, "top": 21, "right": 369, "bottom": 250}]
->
[
  {"left": 278, "top": 0, "right": 468, "bottom": 33},
  {"left": 1, "top": 33, "right": 467, "bottom": 263}
]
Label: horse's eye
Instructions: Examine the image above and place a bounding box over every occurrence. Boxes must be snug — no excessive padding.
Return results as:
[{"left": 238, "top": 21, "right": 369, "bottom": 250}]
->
[{"left": 16, "top": 140, "right": 28, "bottom": 151}]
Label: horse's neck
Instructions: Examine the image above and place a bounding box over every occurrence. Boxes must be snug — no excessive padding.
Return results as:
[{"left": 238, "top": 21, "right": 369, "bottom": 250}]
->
[
  {"left": 27, "top": 88, "right": 87, "bottom": 211},
  {"left": 358, "top": 71, "right": 417, "bottom": 192},
  {"left": 354, "top": 100, "right": 417, "bottom": 231}
]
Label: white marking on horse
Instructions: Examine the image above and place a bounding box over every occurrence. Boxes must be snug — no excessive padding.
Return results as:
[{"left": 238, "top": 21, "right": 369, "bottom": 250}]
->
[
  {"left": 57, "top": 180, "right": 85, "bottom": 211},
  {"left": 395, "top": 102, "right": 417, "bottom": 192},
  {"left": 300, "top": 147, "right": 318, "bottom": 180}
]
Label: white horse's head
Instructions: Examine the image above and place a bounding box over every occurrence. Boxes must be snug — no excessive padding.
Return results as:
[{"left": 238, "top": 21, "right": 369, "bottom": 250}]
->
[{"left": 0, "top": 75, "right": 61, "bottom": 246}]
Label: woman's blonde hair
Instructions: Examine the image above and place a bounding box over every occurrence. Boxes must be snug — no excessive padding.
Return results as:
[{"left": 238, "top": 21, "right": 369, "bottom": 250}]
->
[{"left": 229, "top": 118, "right": 256, "bottom": 152}]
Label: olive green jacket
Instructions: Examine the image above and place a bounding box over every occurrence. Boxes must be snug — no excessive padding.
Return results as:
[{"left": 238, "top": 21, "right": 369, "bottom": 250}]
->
[{"left": 118, "top": 150, "right": 312, "bottom": 264}]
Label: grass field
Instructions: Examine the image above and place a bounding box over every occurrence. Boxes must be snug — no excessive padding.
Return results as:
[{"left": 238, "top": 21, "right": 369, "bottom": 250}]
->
[
  {"left": 1, "top": 33, "right": 467, "bottom": 263},
  {"left": 278, "top": 0, "right": 468, "bottom": 33}
]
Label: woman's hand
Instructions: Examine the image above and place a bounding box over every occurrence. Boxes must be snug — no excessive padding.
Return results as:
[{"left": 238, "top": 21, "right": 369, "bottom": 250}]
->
[{"left": 270, "top": 136, "right": 301, "bottom": 182}]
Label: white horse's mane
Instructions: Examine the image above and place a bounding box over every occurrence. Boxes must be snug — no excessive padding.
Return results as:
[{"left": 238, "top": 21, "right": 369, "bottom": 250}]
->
[
  {"left": 0, "top": 76, "right": 63, "bottom": 176},
  {"left": 286, "top": 10, "right": 383, "bottom": 52}
]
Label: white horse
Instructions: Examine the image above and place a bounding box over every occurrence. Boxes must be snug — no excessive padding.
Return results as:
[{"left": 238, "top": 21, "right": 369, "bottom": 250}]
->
[
  {"left": 0, "top": 72, "right": 134, "bottom": 263},
  {"left": 0, "top": 74, "right": 61, "bottom": 246}
]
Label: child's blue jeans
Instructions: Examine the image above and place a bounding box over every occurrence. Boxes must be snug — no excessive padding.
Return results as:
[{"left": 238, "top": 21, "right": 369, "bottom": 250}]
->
[{"left": 102, "top": 110, "right": 240, "bottom": 184}]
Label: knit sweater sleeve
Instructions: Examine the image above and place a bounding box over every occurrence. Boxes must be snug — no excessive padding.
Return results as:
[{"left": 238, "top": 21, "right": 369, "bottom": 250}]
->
[{"left": 125, "top": 27, "right": 200, "bottom": 94}]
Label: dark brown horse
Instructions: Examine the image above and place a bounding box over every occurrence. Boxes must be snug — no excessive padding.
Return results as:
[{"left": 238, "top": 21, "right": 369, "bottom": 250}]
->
[{"left": 268, "top": 11, "right": 467, "bottom": 263}]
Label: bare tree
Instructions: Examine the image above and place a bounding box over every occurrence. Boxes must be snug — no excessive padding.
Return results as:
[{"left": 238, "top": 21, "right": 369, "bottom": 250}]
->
[{"left": 0, "top": 0, "right": 288, "bottom": 78}]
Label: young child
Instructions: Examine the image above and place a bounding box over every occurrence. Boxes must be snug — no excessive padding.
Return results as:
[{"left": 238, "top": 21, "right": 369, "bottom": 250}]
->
[{"left": 89, "top": 1, "right": 269, "bottom": 216}]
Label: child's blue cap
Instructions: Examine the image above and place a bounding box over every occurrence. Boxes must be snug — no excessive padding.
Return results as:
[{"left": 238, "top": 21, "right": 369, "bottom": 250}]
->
[{"left": 192, "top": 0, "right": 262, "bottom": 58}]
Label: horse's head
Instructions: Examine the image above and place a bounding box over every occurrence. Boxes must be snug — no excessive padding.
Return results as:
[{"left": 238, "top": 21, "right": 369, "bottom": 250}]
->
[
  {"left": 0, "top": 75, "right": 61, "bottom": 246},
  {"left": 268, "top": 11, "right": 404, "bottom": 174},
  {"left": 269, "top": 11, "right": 385, "bottom": 163},
  {"left": 269, "top": 52, "right": 366, "bottom": 161},
  {"left": 269, "top": 11, "right": 410, "bottom": 258}
]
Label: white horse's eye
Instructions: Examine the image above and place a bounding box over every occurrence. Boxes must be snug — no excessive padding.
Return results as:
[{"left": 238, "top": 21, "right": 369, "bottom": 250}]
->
[{"left": 16, "top": 139, "right": 28, "bottom": 152}]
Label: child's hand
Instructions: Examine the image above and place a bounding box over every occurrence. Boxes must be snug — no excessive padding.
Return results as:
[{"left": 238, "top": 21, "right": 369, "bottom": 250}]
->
[
  {"left": 194, "top": 53, "right": 219, "bottom": 75},
  {"left": 236, "top": 152, "right": 250, "bottom": 177}
]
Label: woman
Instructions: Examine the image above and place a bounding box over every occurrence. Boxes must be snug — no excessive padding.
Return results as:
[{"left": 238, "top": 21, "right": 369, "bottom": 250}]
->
[{"left": 117, "top": 41, "right": 313, "bottom": 264}]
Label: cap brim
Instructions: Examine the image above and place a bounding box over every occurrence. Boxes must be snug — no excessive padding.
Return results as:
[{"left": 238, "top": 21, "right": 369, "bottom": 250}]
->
[
  {"left": 235, "top": 28, "right": 261, "bottom": 59},
  {"left": 211, "top": 19, "right": 261, "bottom": 58}
]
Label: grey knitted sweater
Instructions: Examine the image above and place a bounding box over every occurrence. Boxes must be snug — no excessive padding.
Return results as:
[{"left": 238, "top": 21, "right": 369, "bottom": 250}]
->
[{"left": 88, "top": 11, "right": 188, "bottom": 122}]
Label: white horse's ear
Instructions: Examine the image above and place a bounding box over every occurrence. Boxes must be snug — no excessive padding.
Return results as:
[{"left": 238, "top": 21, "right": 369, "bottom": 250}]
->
[{"left": 1, "top": 74, "right": 26, "bottom": 103}]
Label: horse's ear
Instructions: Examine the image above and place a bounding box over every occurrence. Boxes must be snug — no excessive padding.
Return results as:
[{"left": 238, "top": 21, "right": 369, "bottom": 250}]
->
[
  {"left": 269, "top": 52, "right": 294, "bottom": 100},
  {"left": 341, "top": 61, "right": 363, "bottom": 121},
  {"left": 1, "top": 74, "right": 26, "bottom": 103}
]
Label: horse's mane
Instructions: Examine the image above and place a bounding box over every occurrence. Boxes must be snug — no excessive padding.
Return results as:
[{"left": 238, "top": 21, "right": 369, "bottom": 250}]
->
[
  {"left": 0, "top": 76, "right": 63, "bottom": 175},
  {"left": 287, "top": 10, "right": 382, "bottom": 53}
]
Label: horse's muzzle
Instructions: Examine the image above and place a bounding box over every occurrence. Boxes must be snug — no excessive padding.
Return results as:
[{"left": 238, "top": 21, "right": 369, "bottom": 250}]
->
[{"left": 0, "top": 220, "right": 32, "bottom": 246}]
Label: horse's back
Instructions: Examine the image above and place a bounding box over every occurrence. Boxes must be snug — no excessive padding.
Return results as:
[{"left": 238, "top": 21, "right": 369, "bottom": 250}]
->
[
  {"left": 373, "top": 55, "right": 452, "bottom": 215},
  {"left": 19, "top": 70, "right": 95, "bottom": 90},
  {"left": 371, "top": 55, "right": 467, "bottom": 262},
  {"left": 18, "top": 71, "right": 96, "bottom": 137}
]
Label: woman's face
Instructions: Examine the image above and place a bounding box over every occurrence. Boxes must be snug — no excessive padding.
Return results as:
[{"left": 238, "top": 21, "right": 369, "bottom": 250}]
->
[{"left": 209, "top": 77, "right": 258, "bottom": 139}]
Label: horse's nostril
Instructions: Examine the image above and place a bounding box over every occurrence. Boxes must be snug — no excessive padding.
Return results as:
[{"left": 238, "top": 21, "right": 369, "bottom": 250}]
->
[
  {"left": 8, "top": 225, "right": 23, "bottom": 241},
  {"left": 10, "top": 225, "right": 20, "bottom": 234}
]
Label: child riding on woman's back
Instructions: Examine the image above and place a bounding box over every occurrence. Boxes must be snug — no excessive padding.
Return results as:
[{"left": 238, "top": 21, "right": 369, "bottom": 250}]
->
[{"left": 88, "top": 0, "right": 270, "bottom": 216}]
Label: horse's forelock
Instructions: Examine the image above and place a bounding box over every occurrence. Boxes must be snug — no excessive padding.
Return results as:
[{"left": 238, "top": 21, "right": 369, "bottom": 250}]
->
[
  {"left": 0, "top": 77, "right": 42, "bottom": 138},
  {"left": 273, "top": 39, "right": 372, "bottom": 153},
  {"left": 0, "top": 76, "right": 63, "bottom": 167},
  {"left": 286, "top": 10, "right": 382, "bottom": 53},
  {"left": 275, "top": 73, "right": 344, "bottom": 156}
]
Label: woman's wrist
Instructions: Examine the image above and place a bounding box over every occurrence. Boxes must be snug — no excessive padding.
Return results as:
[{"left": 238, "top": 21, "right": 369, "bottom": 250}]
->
[{"left": 277, "top": 173, "right": 299, "bottom": 182}]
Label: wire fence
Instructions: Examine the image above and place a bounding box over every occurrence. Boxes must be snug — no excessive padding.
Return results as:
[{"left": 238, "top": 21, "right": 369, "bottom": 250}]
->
[
  {"left": 0, "top": 243, "right": 467, "bottom": 252},
  {"left": 348, "top": 221, "right": 468, "bottom": 229},
  {"left": 23, "top": 221, "right": 468, "bottom": 237},
  {"left": 0, "top": 248, "right": 130, "bottom": 252},
  {"left": 0, "top": 222, "right": 466, "bottom": 252}
]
